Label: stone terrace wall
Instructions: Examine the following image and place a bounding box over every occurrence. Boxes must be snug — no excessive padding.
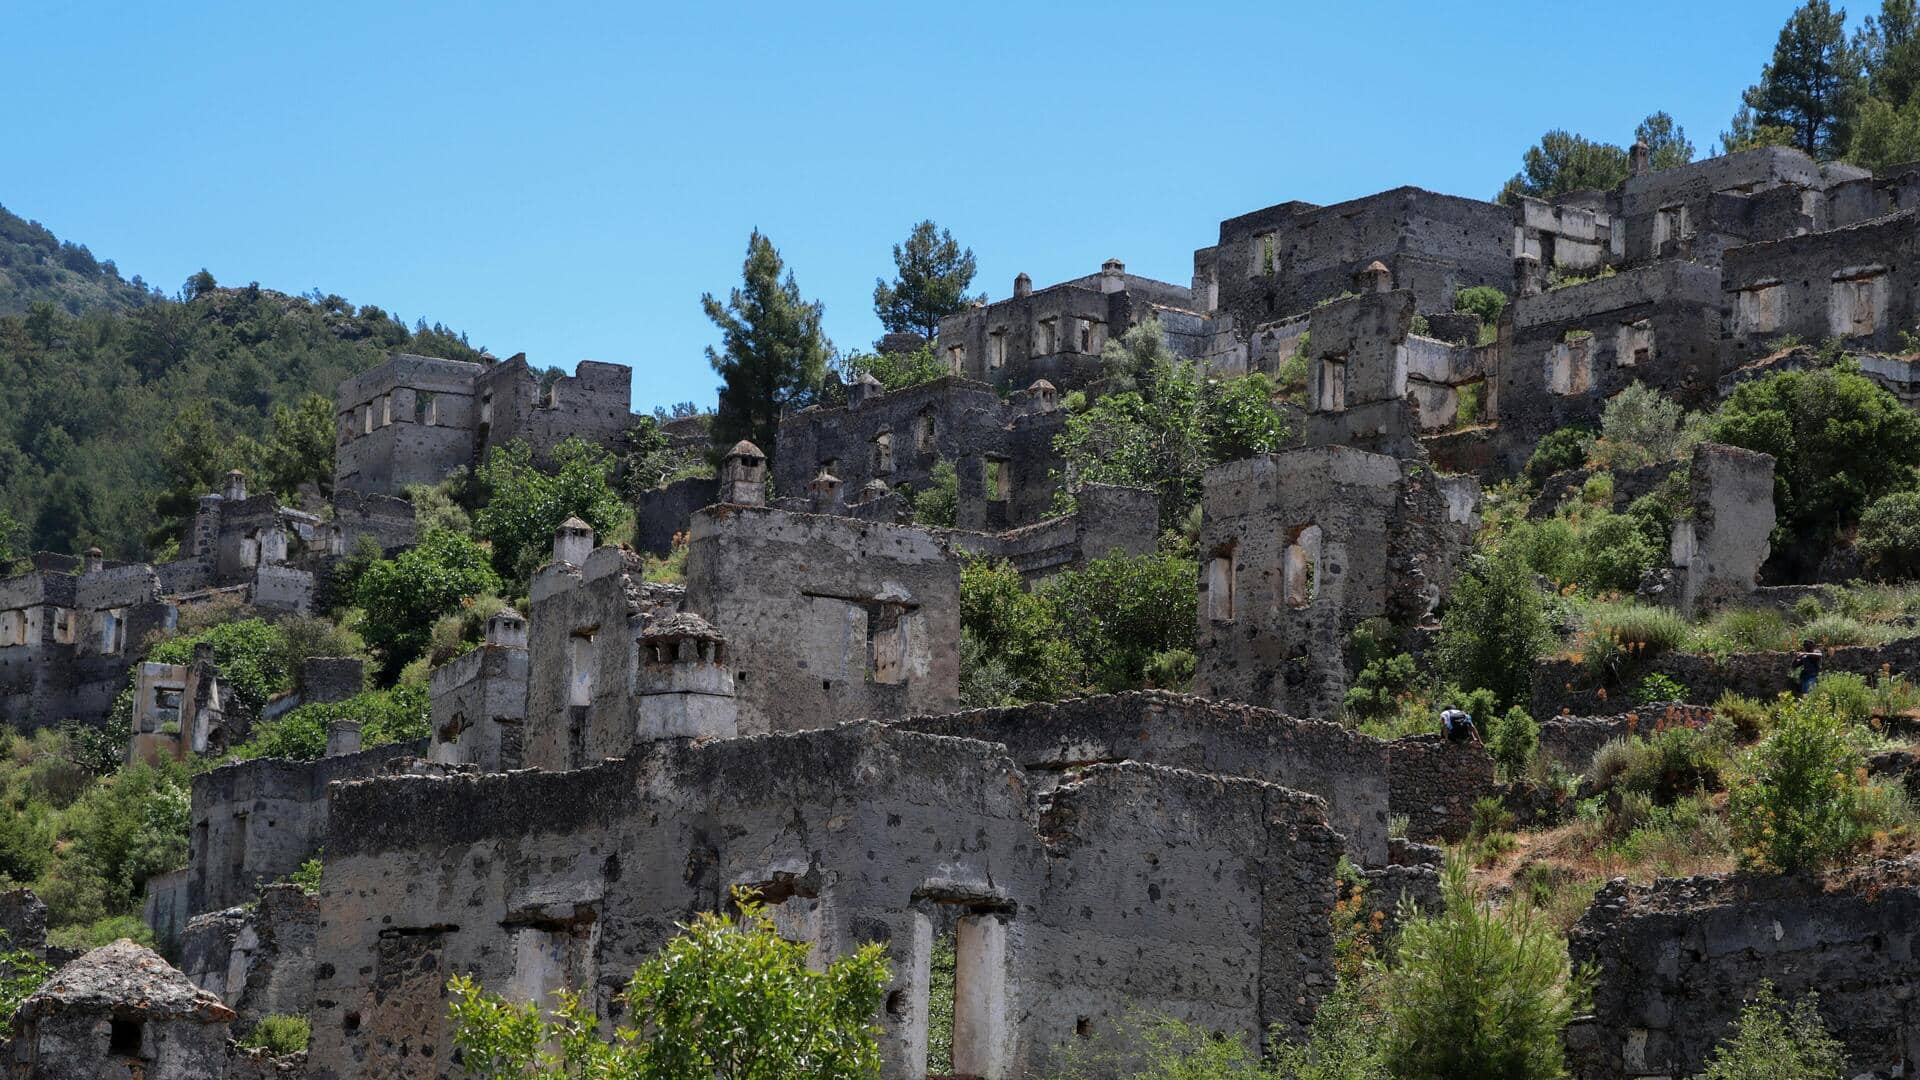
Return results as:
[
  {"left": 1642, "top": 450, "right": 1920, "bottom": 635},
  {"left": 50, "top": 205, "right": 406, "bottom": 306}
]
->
[
  {"left": 1386, "top": 735, "right": 1495, "bottom": 843},
  {"left": 1537, "top": 703, "right": 1714, "bottom": 770},
  {"left": 895, "top": 691, "right": 1389, "bottom": 864},
  {"left": 1567, "top": 857, "right": 1920, "bottom": 1078},
  {"left": 1531, "top": 635, "right": 1920, "bottom": 716}
]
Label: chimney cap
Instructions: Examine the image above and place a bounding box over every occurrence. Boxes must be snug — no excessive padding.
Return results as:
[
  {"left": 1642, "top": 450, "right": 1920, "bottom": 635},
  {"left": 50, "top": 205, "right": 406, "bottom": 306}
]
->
[
  {"left": 642, "top": 612, "right": 726, "bottom": 643},
  {"left": 726, "top": 440, "right": 764, "bottom": 460},
  {"left": 1027, "top": 379, "right": 1057, "bottom": 393},
  {"left": 556, "top": 516, "right": 592, "bottom": 533},
  {"left": 1364, "top": 260, "right": 1390, "bottom": 274}
]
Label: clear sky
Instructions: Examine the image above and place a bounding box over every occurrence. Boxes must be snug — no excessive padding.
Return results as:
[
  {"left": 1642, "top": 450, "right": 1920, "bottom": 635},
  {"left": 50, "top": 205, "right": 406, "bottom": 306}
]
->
[{"left": 6, "top": 0, "right": 1817, "bottom": 413}]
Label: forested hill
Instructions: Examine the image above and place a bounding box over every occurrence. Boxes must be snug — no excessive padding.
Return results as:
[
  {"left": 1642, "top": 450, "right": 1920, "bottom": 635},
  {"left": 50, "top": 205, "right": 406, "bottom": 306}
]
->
[
  {"left": 0, "top": 275, "right": 488, "bottom": 561},
  {"left": 0, "top": 203, "right": 159, "bottom": 315}
]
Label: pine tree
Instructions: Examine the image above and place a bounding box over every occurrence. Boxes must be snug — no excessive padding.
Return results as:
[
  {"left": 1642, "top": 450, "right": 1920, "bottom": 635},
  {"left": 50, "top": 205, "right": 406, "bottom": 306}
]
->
[
  {"left": 1859, "top": 0, "right": 1920, "bottom": 107},
  {"left": 1738, "top": 0, "right": 1861, "bottom": 159},
  {"left": 1635, "top": 111, "right": 1696, "bottom": 170},
  {"left": 703, "top": 230, "right": 830, "bottom": 462},
  {"left": 872, "top": 220, "right": 982, "bottom": 341}
]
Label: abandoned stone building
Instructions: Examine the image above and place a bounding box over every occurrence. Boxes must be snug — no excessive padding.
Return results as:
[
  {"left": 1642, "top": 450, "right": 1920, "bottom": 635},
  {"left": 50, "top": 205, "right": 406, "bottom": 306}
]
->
[
  {"left": 1193, "top": 445, "right": 1479, "bottom": 720},
  {"left": 333, "top": 351, "right": 640, "bottom": 495},
  {"left": 934, "top": 260, "right": 1202, "bottom": 392}
]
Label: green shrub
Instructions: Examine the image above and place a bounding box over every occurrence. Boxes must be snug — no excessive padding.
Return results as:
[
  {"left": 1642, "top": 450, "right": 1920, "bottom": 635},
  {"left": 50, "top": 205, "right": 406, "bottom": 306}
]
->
[
  {"left": 146, "top": 619, "right": 292, "bottom": 725},
  {"left": 1618, "top": 726, "right": 1722, "bottom": 805},
  {"left": 1040, "top": 552, "right": 1198, "bottom": 694},
  {"left": 1694, "top": 982, "right": 1846, "bottom": 1080},
  {"left": 911, "top": 460, "right": 958, "bottom": 528},
  {"left": 47, "top": 914, "right": 154, "bottom": 953},
  {"left": 1453, "top": 285, "right": 1509, "bottom": 325},
  {"left": 1344, "top": 653, "right": 1422, "bottom": 723},
  {"left": 1487, "top": 706, "right": 1540, "bottom": 775},
  {"left": 1798, "top": 611, "right": 1890, "bottom": 648},
  {"left": 1384, "top": 861, "right": 1589, "bottom": 1080},
  {"left": 1859, "top": 489, "right": 1920, "bottom": 580},
  {"left": 231, "top": 684, "right": 429, "bottom": 762},
  {"left": 239, "top": 1014, "right": 311, "bottom": 1056},
  {"left": 1694, "top": 608, "right": 1796, "bottom": 656},
  {"left": 1634, "top": 672, "right": 1688, "bottom": 705},
  {"left": 473, "top": 437, "right": 626, "bottom": 581},
  {"left": 1143, "top": 649, "right": 1195, "bottom": 691},
  {"left": 1505, "top": 516, "right": 1579, "bottom": 585},
  {"left": 446, "top": 893, "right": 890, "bottom": 1080},
  {"left": 1730, "top": 697, "right": 1865, "bottom": 873},
  {"left": 1588, "top": 737, "right": 1643, "bottom": 791},
  {"left": 1586, "top": 383, "right": 1700, "bottom": 471},
  {"left": 1525, "top": 427, "right": 1592, "bottom": 484},
  {"left": 958, "top": 558, "right": 1077, "bottom": 703},
  {"left": 353, "top": 530, "right": 501, "bottom": 679},
  {"left": 287, "top": 855, "right": 322, "bottom": 896},
  {"left": 1581, "top": 603, "right": 1690, "bottom": 680},
  {"left": 1711, "top": 692, "right": 1774, "bottom": 743},
  {"left": 1568, "top": 510, "right": 1663, "bottom": 594},
  {"left": 1807, "top": 672, "right": 1875, "bottom": 726},
  {"left": 1436, "top": 552, "right": 1555, "bottom": 712}
]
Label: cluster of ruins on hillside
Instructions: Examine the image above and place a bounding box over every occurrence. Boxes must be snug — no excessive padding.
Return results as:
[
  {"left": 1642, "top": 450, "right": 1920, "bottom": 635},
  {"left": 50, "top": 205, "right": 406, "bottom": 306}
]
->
[{"left": 14, "top": 143, "right": 1920, "bottom": 1078}]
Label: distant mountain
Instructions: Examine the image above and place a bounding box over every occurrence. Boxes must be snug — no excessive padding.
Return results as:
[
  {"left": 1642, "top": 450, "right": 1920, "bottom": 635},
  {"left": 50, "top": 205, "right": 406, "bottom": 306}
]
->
[{"left": 0, "top": 202, "right": 160, "bottom": 316}]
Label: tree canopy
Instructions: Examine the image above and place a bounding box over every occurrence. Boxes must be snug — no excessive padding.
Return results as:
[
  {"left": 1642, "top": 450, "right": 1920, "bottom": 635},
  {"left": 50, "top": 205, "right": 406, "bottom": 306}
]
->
[
  {"left": 872, "top": 219, "right": 982, "bottom": 341},
  {"left": 1732, "top": 0, "right": 1859, "bottom": 159},
  {"left": 704, "top": 230, "right": 831, "bottom": 461}
]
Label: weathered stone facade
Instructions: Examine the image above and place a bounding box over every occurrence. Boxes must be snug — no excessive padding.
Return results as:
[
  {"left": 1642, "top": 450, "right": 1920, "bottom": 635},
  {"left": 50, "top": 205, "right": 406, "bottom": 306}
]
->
[
  {"left": 1193, "top": 446, "right": 1478, "bottom": 719},
  {"left": 1568, "top": 857, "right": 1920, "bottom": 1078},
  {"left": 307, "top": 722, "right": 1341, "bottom": 1080}
]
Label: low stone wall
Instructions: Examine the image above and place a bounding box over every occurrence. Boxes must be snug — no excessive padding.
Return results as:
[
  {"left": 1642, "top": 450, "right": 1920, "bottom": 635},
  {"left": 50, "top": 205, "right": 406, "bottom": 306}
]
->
[
  {"left": 180, "top": 885, "right": 318, "bottom": 1033},
  {"left": 1537, "top": 703, "right": 1715, "bottom": 770},
  {"left": 1530, "top": 635, "right": 1920, "bottom": 716},
  {"left": 1567, "top": 857, "right": 1920, "bottom": 1078},
  {"left": 1385, "top": 735, "right": 1495, "bottom": 843}
]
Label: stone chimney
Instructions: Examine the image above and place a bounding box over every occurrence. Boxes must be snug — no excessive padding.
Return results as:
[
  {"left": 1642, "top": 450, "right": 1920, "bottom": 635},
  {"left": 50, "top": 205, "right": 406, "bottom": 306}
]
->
[
  {"left": 1360, "top": 260, "right": 1393, "bottom": 294},
  {"left": 83, "top": 547, "right": 103, "bottom": 575},
  {"left": 855, "top": 478, "right": 892, "bottom": 506},
  {"left": 1100, "top": 258, "right": 1127, "bottom": 293},
  {"left": 1629, "top": 139, "right": 1651, "bottom": 177},
  {"left": 1013, "top": 272, "right": 1033, "bottom": 299},
  {"left": 720, "top": 441, "right": 767, "bottom": 506},
  {"left": 486, "top": 608, "right": 528, "bottom": 650},
  {"left": 1027, "top": 379, "right": 1059, "bottom": 414},
  {"left": 326, "top": 719, "right": 362, "bottom": 758},
  {"left": 1515, "top": 254, "right": 1543, "bottom": 298},
  {"left": 850, "top": 371, "right": 884, "bottom": 408},
  {"left": 635, "top": 613, "right": 737, "bottom": 742},
  {"left": 223, "top": 470, "right": 248, "bottom": 502},
  {"left": 553, "top": 517, "right": 595, "bottom": 568},
  {"left": 807, "top": 468, "right": 843, "bottom": 513}
]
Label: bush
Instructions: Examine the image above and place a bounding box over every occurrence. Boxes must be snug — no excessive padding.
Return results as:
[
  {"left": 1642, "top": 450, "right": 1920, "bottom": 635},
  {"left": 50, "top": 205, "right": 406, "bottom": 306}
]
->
[
  {"left": 958, "top": 558, "right": 1077, "bottom": 703},
  {"left": 473, "top": 437, "right": 627, "bottom": 580},
  {"left": 1580, "top": 603, "right": 1690, "bottom": 681},
  {"left": 1709, "top": 366, "right": 1920, "bottom": 556},
  {"left": 231, "top": 684, "right": 429, "bottom": 762},
  {"left": 912, "top": 460, "right": 958, "bottom": 528},
  {"left": 1041, "top": 552, "right": 1198, "bottom": 694},
  {"left": 353, "top": 530, "right": 501, "bottom": 679},
  {"left": 1454, "top": 285, "right": 1509, "bottom": 325},
  {"left": 1436, "top": 552, "right": 1555, "bottom": 712},
  {"left": 238, "top": 1014, "right": 311, "bottom": 1056},
  {"left": 46, "top": 914, "right": 154, "bottom": 953},
  {"left": 1618, "top": 726, "right": 1722, "bottom": 805},
  {"left": 146, "top": 618, "right": 292, "bottom": 726},
  {"left": 446, "top": 893, "right": 890, "bottom": 1079},
  {"left": 1344, "top": 653, "right": 1422, "bottom": 724},
  {"left": 1384, "top": 861, "right": 1589, "bottom": 1080},
  {"left": 1798, "top": 611, "right": 1889, "bottom": 648},
  {"left": 1730, "top": 696, "right": 1865, "bottom": 873},
  {"left": 1586, "top": 383, "right": 1700, "bottom": 471},
  {"left": 1806, "top": 672, "right": 1875, "bottom": 727},
  {"left": 1694, "top": 608, "right": 1795, "bottom": 656},
  {"left": 1567, "top": 509, "right": 1663, "bottom": 594},
  {"left": 1525, "top": 427, "right": 1592, "bottom": 484},
  {"left": 1634, "top": 672, "right": 1688, "bottom": 705},
  {"left": 1487, "top": 706, "right": 1540, "bottom": 775},
  {"left": 1712, "top": 692, "right": 1774, "bottom": 743},
  {"left": 1694, "top": 981, "right": 1846, "bottom": 1080},
  {"left": 1859, "top": 489, "right": 1920, "bottom": 580}
]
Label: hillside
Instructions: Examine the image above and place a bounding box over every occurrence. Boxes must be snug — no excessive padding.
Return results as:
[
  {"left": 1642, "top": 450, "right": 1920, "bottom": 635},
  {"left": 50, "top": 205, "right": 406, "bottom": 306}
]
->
[
  {"left": 0, "top": 277, "right": 488, "bottom": 560},
  {"left": 0, "top": 203, "right": 158, "bottom": 315}
]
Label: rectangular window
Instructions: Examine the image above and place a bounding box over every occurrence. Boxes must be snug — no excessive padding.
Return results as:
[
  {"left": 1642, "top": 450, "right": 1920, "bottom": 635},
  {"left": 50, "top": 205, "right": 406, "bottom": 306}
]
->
[
  {"left": 917, "top": 412, "right": 937, "bottom": 451},
  {"left": 1736, "top": 282, "right": 1784, "bottom": 335},
  {"left": 1037, "top": 317, "right": 1058, "bottom": 354},
  {"left": 1284, "top": 525, "right": 1322, "bottom": 609},
  {"left": 1829, "top": 269, "right": 1889, "bottom": 339},
  {"left": 52, "top": 608, "right": 75, "bottom": 646},
  {"left": 947, "top": 345, "right": 966, "bottom": 375},
  {"left": 1317, "top": 355, "right": 1348, "bottom": 412},
  {"left": 360, "top": 404, "right": 373, "bottom": 436},
  {"left": 380, "top": 395, "right": 392, "bottom": 427},
  {"left": 988, "top": 330, "right": 1007, "bottom": 369},
  {"left": 872, "top": 433, "right": 894, "bottom": 475},
  {"left": 1205, "top": 550, "right": 1235, "bottom": 621},
  {"left": 1250, "top": 231, "right": 1277, "bottom": 277},
  {"left": 480, "top": 393, "right": 493, "bottom": 426},
  {"left": 569, "top": 630, "right": 597, "bottom": 707},
  {"left": 0, "top": 610, "right": 23, "bottom": 647},
  {"left": 1652, "top": 204, "right": 1689, "bottom": 251},
  {"left": 987, "top": 458, "right": 1010, "bottom": 502},
  {"left": 100, "top": 609, "right": 127, "bottom": 655},
  {"left": 868, "top": 606, "right": 912, "bottom": 686},
  {"left": 1615, "top": 320, "right": 1654, "bottom": 367},
  {"left": 1547, "top": 338, "right": 1592, "bottom": 396}
]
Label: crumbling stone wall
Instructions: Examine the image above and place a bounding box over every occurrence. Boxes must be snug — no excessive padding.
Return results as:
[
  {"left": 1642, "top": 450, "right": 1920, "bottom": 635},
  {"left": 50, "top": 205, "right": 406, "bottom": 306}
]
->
[
  {"left": 474, "top": 356, "right": 636, "bottom": 470},
  {"left": 634, "top": 475, "right": 715, "bottom": 557},
  {"left": 775, "top": 376, "right": 1069, "bottom": 532},
  {"left": 0, "top": 561, "right": 177, "bottom": 734},
  {"left": 1537, "top": 704, "right": 1714, "bottom": 770},
  {"left": 1193, "top": 447, "right": 1477, "bottom": 720},
  {"left": 1567, "top": 856, "right": 1920, "bottom": 1078},
  {"left": 181, "top": 885, "right": 317, "bottom": 1033},
  {"left": 1723, "top": 209, "right": 1920, "bottom": 367},
  {"left": 427, "top": 623, "right": 527, "bottom": 772},
  {"left": 1497, "top": 262, "right": 1723, "bottom": 472},
  {"left": 1672, "top": 443, "right": 1775, "bottom": 614},
  {"left": 1385, "top": 735, "right": 1495, "bottom": 843},
  {"left": 895, "top": 690, "right": 1390, "bottom": 864},
  {"left": 186, "top": 740, "right": 423, "bottom": 916},
  {"left": 524, "top": 545, "right": 654, "bottom": 772},
  {"left": 1530, "top": 634, "right": 1920, "bottom": 715},
  {"left": 684, "top": 504, "right": 960, "bottom": 733},
  {"left": 945, "top": 484, "right": 1159, "bottom": 582},
  {"left": 936, "top": 262, "right": 1198, "bottom": 393},
  {"left": 1197, "top": 187, "right": 1515, "bottom": 334},
  {"left": 306, "top": 722, "right": 1340, "bottom": 1080}
]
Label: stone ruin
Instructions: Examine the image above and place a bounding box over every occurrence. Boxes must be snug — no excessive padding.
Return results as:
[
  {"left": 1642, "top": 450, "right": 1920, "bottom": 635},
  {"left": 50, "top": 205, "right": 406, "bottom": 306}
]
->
[{"left": 23, "top": 143, "right": 1920, "bottom": 1079}]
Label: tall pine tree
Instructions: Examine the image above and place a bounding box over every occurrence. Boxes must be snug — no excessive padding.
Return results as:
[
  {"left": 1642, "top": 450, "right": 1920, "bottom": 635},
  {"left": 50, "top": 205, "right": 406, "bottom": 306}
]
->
[
  {"left": 703, "top": 230, "right": 830, "bottom": 463},
  {"left": 1735, "top": 0, "right": 1860, "bottom": 159},
  {"left": 872, "top": 220, "right": 982, "bottom": 341}
]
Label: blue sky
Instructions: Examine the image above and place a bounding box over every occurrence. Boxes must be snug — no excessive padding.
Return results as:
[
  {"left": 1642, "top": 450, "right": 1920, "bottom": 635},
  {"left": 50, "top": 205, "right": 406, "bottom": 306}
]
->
[{"left": 7, "top": 0, "right": 1817, "bottom": 412}]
